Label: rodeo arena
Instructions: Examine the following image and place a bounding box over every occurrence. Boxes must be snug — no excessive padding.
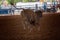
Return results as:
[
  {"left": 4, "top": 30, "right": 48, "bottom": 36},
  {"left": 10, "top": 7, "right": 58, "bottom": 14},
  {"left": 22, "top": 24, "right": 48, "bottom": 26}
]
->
[{"left": 0, "top": 0, "right": 60, "bottom": 40}]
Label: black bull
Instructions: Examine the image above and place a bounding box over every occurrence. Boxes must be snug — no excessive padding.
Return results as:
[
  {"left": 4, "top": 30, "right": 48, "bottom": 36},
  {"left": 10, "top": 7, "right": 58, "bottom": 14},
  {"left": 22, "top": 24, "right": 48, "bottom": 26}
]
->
[{"left": 21, "top": 9, "right": 42, "bottom": 26}]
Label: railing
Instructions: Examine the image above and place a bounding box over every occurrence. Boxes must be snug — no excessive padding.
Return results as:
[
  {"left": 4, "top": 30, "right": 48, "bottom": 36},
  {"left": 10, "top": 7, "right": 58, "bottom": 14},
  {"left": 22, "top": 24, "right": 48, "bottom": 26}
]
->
[{"left": 0, "top": 9, "right": 11, "bottom": 14}]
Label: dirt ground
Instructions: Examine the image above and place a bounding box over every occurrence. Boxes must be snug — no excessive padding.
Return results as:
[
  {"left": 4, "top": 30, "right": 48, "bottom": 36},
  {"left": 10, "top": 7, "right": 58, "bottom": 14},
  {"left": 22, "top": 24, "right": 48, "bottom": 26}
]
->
[{"left": 0, "top": 12, "right": 60, "bottom": 40}]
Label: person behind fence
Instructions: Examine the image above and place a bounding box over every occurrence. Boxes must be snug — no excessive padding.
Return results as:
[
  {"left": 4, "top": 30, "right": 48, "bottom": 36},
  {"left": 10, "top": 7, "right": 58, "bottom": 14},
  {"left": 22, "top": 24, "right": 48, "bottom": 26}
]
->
[
  {"left": 1, "top": 0, "right": 9, "bottom": 9},
  {"left": 0, "top": 0, "right": 11, "bottom": 14},
  {"left": 51, "top": 5, "right": 56, "bottom": 13},
  {"left": 43, "top": 2, "right": 47, "bottom": 12},
  {"left": 10, "top": 2, "right": 16, "bottom": 14}
]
